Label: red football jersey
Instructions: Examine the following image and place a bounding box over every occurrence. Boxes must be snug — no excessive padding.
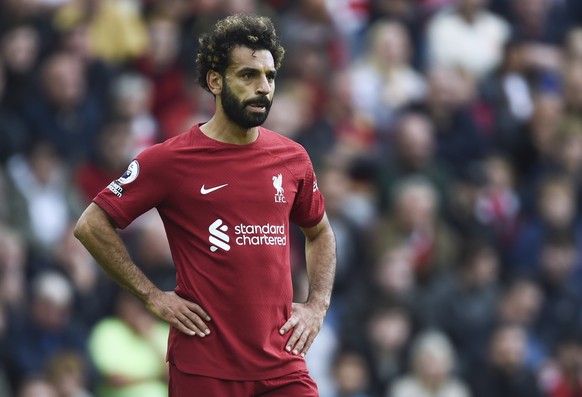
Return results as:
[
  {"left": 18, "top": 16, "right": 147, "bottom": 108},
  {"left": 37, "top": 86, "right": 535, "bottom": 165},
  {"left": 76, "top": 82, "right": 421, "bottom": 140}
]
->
[{"left": 93, "top": 124, "right": 325, "bottom": 380}]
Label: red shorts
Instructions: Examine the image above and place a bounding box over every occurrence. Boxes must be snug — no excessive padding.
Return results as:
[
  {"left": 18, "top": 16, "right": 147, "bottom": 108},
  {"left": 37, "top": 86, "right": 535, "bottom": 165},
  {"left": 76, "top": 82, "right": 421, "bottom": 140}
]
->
[{"left": 169, "top": 363, "right": 319, "bottom": 397}]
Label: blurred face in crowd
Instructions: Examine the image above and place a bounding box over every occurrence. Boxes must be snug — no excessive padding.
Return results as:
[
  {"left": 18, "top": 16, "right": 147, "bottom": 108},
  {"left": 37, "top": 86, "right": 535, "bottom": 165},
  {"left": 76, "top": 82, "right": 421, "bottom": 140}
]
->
[
  {"left": 374, "top": 246, "right": 415, "bottom": 296},
  {"left": 41, "top": 53, "right": 85, "bottom": 109},
  {"left": 263, "top": 81, "right": 312, "bottom": 139},
  {"left": 499, "top": 280, "right": 542, "bottom": 326},
  {"left": 395, "top": 181, "right": 438, "bottom": 229},
  {"left": 484, "top": 155, "right": 515, "bottom": 190},
  {"left": 18, "top": 379, "right": 59, "bottom": 397},
  {"left": 148, "top": 16, "right": 179, "bottom": 68},
  {"left": 427, "top": 67, "right": 465, "bottom": 110},
  {"left": 512, "top": 0, "right": 549, "bottom": 26},
  {"left": 333, "top": 352, "right": 370, "bottom": 395},
  {"left": 98, "top": 121, "right": 133, "bottom": 172},
  {"left": 538, "top": 181, "right": 575, "bottom": 228},
  {"left": 368, "top": 308, "right": 411, "bottom": 352},
  {"left": 540, "top": 242, "right": 577, "bottom": 284},
  {"left": 413, "top": 333, "right": 453, "bottom": 390},
  {"left": 395, "top": 114, "right": 435, "bottom": 168},
  {"left": 490, "top": 325, "right": 527, "bottom": 371},
  {"left": 463, "top": 246, "right": 499, "bottom": 288},
  {"left": 61, "top": 23, "right": 92, "bottom": 60},
  {"left": 1, "top": 25, "right": 39, "bottom": 74},
  {"left": 370, "top": 21, "right": 411, "bottom": 68},
  {"left": 28, "top": 142, "right": 63, "bottom": 186},
  {"left": 557, "top": 127, "right": 582, "bottom": 173},
  {"left": 530, "top": 94, "right": 564, "bottom": 153}
]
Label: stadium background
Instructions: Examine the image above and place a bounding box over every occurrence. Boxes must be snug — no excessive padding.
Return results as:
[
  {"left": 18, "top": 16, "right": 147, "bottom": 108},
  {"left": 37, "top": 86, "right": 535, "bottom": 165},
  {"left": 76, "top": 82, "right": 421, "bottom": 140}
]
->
[{"left": 1, "top": 0, "right": 582, "bottom": 396}]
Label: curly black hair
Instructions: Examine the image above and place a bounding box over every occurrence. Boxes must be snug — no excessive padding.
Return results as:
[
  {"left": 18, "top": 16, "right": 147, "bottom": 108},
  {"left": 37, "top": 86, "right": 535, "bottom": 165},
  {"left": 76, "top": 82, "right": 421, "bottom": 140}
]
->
[{"left": 195, "top": 14, "right": 285, "bottom": 92}]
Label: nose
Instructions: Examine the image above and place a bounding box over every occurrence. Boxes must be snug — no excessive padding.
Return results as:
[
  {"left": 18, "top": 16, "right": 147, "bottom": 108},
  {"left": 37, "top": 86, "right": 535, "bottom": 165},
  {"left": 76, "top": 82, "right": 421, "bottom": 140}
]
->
[{"left": 256, "top": 74, "right": 271, "bottom": 95}]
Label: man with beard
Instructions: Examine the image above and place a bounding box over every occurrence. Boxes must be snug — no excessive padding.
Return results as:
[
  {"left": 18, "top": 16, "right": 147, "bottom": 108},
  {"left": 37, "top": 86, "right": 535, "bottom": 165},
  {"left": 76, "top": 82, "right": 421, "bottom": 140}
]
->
[{"left": 73, "top": 14, "right": 336, "bottom": 397}]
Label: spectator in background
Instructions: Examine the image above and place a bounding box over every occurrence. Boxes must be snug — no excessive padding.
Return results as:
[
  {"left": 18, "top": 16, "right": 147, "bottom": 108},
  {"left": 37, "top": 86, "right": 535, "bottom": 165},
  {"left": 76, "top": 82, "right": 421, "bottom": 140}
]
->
[
  {"left": 565, "top": 27, "right": 582, "bottom": 64},
  {"left": 5, "top": 140, "right": 83, "bottom": 256},
  {"left": 350, "top": 19, "right": 425, "bottom": 131},
  {"left": 512, "top": 93, "right": 564, "bottom": 186},
  {"left": 314, "top": 165, "right": 369, "bottom": 301},
  {"left": 509, "top": 0, "right": 569, "bottom": 44},
  {"left": 543, "top": 333, "right": 582, "bottom": 397},
  {"left": 474, "top": 154, "right": 521, "bottom": 250},
  {"left": 109, "top": 73, "right": 159, "bottom": 158},
  {"left": 496, "top": 278, "right": 547, "bottom": 372},
  {"left": 23, "top": 52, "right": 105, "bottom": 165},
  {"left": 54, "top": 0, "right": 148, "bottom": 64},
  {"left": 358, "top": 305, "right": 412, "bottom": 396},
  {"left": 134, "top": 14, "right": 189, "bottom": 140},
  {"left": 295, "top": 70, "right": 372, "bottom": 168},
  {"left": 279, "top": 0, "right": 346, "bottom": 68},
  {"left": 535, "top": 231, "right": 582, "bottom": 352},
  {"left": 17, "top": 377, "right": 59, "bottom": 397},
  {"left": 366, "top": 245, "right": 417, "bottom": 310},
  {"left": 480, "top": 41, "right": 534, "bottom": 156},
  {"left": 472, "top": 323, "right": 545, "bottom": 397},
  {"left": 0, "top": 56, "right": 31, "bottom": 164},
  {"left": 129, "top": 211, "right": 176, "bottom": 292},
  {"left": 410, "top": 66, "right": 487, "bottom": 172},
  {"left": 389, "top": 330, "right": 471, "bottom": 397},
  {"left": 89, "top": 290, "right": 169, "bottom": 397},
  {"left": 0, "top": 225, "right": 27, "bottom": 317},
  {"left": 45, "top": 351, "right": 94, "bottom": 397},
  {"left": 444, "top": 162, "right": 491, "bottom": 239},
  {"left": 563, "top": 63, "right": 582, "bottom": 122},
  {"left": 425, "top": 0, "right": 510, "bottom": 79},
  {"left": 375, "top": 176, "right": 458, "bottom": 283},
  {"left": 331, "top": 349, "right": 374, "bottom": 397},
  {"left": 426, "top": 238, "right": 500, "bottom": 377},
  {"left": 0, "top": 24, "right": 40, "bottom": 112},
  {"left": 376, "top": 111, "right": 451, "bottom": 213},
  {"left": 511, "top": 175, "right": 582, "bottom": 276},
  {"left": 53, "top": 17, "right": 116, "bottom": 106},
  {"left": 5, "top": 271, "right": 90, "bottom": 391},
  {"left": 74, "top": 119, "right": 134, "bottom": 204}
]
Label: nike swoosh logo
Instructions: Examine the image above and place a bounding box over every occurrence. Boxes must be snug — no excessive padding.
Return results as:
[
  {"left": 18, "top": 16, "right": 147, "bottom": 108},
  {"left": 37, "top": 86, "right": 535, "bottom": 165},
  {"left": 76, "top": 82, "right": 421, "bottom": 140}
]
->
[{"left": 200, "top": 184, "right": 229, "bottom": 195}]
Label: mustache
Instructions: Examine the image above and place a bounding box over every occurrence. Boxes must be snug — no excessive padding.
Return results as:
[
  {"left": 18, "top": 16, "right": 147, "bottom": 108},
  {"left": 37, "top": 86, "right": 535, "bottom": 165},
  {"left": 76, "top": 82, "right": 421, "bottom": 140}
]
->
[{"left": 243, "top": 96, "right": 271, "bottom": 107}]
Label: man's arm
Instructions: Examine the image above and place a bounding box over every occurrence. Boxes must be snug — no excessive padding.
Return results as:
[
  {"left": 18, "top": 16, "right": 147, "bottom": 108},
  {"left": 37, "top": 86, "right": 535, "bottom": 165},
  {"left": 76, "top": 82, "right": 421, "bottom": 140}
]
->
[
  {"left": 74, "top": 203, "right": 211, "bottom": 337},
  {"left": 279, "top": 213, "right": 336, "bottom": 356}
]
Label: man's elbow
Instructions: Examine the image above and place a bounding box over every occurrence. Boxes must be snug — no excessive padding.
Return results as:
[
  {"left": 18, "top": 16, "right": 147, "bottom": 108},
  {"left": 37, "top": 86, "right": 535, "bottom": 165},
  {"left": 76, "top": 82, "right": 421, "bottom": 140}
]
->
[{"left": 73, "top": 212, "right": 91, "bottom": 242}]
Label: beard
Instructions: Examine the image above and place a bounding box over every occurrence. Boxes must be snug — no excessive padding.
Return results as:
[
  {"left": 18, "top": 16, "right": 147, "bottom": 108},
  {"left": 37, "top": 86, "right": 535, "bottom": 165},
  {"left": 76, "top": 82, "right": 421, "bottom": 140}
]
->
[{"left": 221, "top": 79, "right": 272, "bottom": 129}]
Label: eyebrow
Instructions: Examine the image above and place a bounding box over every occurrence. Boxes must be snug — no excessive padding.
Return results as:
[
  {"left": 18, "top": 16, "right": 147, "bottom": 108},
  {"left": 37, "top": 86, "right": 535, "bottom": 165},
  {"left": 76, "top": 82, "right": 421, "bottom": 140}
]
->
[{"left": 237, "top": 67, "right": 277, "bottom": 78}]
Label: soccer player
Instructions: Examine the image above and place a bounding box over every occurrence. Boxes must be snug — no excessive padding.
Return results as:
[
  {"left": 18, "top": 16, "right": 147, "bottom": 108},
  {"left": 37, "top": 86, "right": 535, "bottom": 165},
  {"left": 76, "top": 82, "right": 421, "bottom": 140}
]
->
[{"left": 74, "top": 14, "right": 336, "bottom": 397}]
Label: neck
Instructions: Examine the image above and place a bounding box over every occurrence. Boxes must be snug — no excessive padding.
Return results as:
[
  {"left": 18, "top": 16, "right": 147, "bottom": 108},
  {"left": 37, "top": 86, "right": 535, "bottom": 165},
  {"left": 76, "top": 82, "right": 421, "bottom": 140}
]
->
[{"left": 200, "top": 113, "right": 259, "bottom": 145}]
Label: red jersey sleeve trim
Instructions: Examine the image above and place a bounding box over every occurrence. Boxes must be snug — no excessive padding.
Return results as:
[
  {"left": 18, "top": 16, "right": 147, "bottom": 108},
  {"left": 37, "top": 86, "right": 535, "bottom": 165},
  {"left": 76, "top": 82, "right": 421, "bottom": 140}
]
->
[{"left": 92, "top": 196, "right": 132, "bottom": 229}]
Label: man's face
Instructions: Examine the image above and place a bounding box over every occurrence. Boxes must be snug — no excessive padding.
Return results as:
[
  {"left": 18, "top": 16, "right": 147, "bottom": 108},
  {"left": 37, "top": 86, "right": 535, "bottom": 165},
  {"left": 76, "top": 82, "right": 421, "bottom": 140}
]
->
[{"left": 220, "top": 46, "right": 276, "bottom": 128}]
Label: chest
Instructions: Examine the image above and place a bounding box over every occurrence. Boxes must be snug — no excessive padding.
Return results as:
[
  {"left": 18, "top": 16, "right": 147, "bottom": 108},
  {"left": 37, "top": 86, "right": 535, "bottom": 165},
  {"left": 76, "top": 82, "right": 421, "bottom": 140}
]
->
[{"left": 164, "top": 151, "right": 297, "bottom": 218}]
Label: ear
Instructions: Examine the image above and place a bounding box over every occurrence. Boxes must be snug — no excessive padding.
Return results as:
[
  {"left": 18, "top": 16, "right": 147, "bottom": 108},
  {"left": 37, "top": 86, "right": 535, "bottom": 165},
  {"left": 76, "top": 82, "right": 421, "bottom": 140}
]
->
[{"left": 207, "top": 70, "right": 223, "bottom": 96}]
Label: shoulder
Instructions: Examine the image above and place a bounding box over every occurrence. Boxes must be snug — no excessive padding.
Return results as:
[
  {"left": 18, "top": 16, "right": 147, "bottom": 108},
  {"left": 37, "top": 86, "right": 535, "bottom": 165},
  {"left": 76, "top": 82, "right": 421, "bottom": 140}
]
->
[
  {"left": 259, "top": 127, "right": 310, "bottom": 159},
  {"left": 135, "top": 129, "right": 193, "bottom": 164}
]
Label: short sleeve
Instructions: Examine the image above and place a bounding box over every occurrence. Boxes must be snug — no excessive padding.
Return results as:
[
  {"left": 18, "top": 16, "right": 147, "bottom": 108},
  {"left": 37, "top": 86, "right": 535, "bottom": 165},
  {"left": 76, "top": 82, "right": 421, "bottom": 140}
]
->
[
  {"left": 290, "top": 149, "right": 325, "bottom": 228},
  {"left": 92, "top": 145, "right": 168, "bottom": 229}
]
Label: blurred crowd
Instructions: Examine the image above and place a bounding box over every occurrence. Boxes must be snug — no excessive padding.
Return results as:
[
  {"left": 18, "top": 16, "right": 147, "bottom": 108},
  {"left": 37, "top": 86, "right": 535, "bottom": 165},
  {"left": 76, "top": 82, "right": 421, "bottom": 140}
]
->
[{"left": 1, "top": 0, "right": 582, "bottom": 396}]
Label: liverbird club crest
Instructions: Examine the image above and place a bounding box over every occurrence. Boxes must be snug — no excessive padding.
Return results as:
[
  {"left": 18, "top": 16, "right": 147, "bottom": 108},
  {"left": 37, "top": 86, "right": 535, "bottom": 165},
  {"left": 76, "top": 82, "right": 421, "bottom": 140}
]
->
[{"left": 272, "top": 173, "right": 286, "bottom": 203}]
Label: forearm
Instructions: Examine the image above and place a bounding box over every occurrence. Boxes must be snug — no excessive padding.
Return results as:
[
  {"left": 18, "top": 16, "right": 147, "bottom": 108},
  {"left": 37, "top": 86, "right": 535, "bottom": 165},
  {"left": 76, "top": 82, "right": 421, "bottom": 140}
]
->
[
  {"left": 304, "top": 215, "right": 336, "bottom": 311},
  {"left": 74, "top": 203, "right": 159, "bottom": 302}
]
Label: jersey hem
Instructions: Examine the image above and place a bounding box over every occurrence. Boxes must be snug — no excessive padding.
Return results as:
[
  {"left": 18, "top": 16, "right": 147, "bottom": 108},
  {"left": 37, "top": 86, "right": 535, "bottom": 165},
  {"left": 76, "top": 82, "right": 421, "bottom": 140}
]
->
[{"left": 170, "top": 356, "right": 307, "bottom": 381}]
